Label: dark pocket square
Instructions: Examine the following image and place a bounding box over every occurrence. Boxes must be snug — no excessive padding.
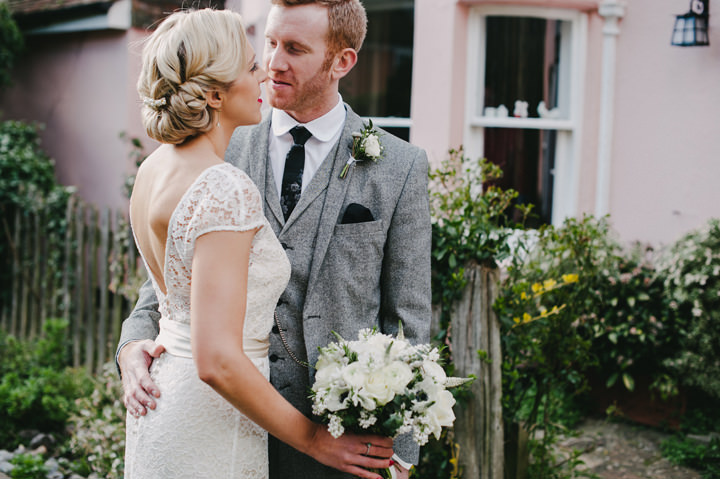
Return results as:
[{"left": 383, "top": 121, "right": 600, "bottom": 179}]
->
[{"left": 341, "top": 203, "right": 374, "bottom": 224}]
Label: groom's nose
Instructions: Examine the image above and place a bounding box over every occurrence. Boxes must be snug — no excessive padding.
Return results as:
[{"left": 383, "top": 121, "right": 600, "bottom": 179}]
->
[{"left": 265, "top": 45, "right": 288, "bottom": 73}]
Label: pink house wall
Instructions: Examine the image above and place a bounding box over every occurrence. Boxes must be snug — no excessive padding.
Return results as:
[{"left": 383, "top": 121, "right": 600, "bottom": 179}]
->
[
  {"left": 1, "top": 30, "right": 136, "bottom": 210},
  {"left": 609, "top": 0, "right": 720, "bottom": 245}
]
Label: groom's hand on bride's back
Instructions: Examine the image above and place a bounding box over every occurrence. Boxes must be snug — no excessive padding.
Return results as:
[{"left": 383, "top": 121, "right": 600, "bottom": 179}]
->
[{"left": 119, "top": 339, "right": 164, "bottom": 416}]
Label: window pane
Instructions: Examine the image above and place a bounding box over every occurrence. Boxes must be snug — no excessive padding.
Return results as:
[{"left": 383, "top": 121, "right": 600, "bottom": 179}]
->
[
  {"left": 483, "top": 127, "right": 556, "bottom": 226},
  {"left": 340, "top": 0, "right": 414, "bottom": 119},
  {"left": 482, "top": 16, "right": 566, "bottom": 120}
]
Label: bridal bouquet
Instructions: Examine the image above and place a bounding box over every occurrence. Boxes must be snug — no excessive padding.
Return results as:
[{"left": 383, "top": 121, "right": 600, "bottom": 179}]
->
[{"left": 311, "top": 326, "right": 471, "bottom": 449}]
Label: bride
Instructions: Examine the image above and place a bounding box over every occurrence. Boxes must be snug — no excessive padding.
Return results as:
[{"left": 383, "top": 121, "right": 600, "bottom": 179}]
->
[{"left": 124, "top": 9, "right": 392, "bottom": 479}]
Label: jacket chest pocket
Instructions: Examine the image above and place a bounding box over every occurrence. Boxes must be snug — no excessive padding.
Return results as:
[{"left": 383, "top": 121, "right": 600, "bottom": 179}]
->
[{"left": 328, "top": 219, "right": 385, "bottom": 264}]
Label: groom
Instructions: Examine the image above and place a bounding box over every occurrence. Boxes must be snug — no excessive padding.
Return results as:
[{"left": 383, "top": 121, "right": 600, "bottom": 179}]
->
[{"left": 117, "top": 1, "right": 431, "bottom": 478}]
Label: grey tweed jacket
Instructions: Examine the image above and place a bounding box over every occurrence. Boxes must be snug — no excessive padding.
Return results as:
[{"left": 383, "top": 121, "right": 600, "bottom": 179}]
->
[{"left": 118, "top": 105, "right": 432, "bottom": 479}]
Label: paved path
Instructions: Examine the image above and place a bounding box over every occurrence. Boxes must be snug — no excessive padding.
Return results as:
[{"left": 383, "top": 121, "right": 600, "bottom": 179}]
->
[{"left": 558, "top": 418, "right": 703, "bottom": 479}]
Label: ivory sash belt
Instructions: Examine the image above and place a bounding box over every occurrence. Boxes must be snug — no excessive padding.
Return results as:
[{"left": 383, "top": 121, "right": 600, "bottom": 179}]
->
[{"left": 156, "top": 317, "right": 269, "bottom": 360}]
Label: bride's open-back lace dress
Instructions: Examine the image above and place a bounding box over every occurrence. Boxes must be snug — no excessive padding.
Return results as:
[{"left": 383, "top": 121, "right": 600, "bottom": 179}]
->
[{"left": 124, "top": 163, "right": 290, "bottom": 479}]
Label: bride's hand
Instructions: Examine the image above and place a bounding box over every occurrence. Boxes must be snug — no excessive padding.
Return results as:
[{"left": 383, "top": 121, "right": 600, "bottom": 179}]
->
[
  {"left": 307, "top": 426, "right": 394, "bottom": 479},
  {"left": 119, "top": 339, "right": 165, "bottom": 416}
]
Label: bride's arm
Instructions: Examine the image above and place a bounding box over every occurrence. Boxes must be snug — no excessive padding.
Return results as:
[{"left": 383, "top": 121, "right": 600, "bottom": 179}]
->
[{"left": 191, "top": 230, "right": 393, "bottom": 479}]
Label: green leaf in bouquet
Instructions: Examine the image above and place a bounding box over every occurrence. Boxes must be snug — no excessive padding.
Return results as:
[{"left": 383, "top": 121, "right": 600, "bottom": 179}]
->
[{"left": 382, "top": 413, "right": 404, "bottom": 434}]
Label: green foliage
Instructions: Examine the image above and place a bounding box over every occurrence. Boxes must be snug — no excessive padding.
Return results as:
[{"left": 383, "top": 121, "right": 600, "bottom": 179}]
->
[
  {"left": 495, "top": 216, "right": 624, "bottom": 478},
  {"left": 658, "top": 218, "right": 720, "bottom": 399},
  {"left": 0, "top": 121, "right": 72, "bottom": 209},
  {"left": 119, "top": 131, "right": 148, "bottom": 199},
  {"left": 496, "top": 216, "right": 614, "bottom": 423},
  {"left": 429, "top": 148, "right": 529, "bottom": 331},
  {"left": 0, "top": 320, "right": 93, "bottom": 449},
  {"left": 9, "top": 452, "right": 48, "bottom": 479},
  {"left": 67, "top": 363, "right": 126, "bottom": 479},
  {"left": 0, "top": 121, "right": 75, "bottom": 307},
  {"left": 0, "top": 2, "right": 24, "bottom": 87},
  {"left": 661, "top": 435, "right": 720, "bottom": 478},
  {"left": 415, "top": 431, "right": 461, "bottom": 479},
  {"left": 580, "top": 244, "right": 681, "bottom": 397}
]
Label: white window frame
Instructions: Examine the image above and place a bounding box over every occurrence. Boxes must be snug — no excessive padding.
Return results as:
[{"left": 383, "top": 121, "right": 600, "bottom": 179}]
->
[{"left": 463, "top": 5, "right": 588, "bottom": 224}]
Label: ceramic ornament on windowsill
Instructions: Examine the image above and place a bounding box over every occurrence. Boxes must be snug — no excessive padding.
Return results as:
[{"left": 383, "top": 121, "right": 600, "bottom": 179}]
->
[
  {"left": 513, "top": 100, "right": 529, "bottom": 118},
  {"left": 537, "top": 101, "right": 561, "bottom": 119}
]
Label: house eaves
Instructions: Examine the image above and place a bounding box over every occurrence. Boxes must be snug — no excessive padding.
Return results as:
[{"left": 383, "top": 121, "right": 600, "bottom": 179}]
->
[{"left": 8, "top": 0, "right": 130, "bottom": 34}]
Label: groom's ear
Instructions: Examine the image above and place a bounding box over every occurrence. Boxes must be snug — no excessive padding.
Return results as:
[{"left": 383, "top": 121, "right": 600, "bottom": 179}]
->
[{"left": 329, "top": 48, "right": 358, "bottom": 81}]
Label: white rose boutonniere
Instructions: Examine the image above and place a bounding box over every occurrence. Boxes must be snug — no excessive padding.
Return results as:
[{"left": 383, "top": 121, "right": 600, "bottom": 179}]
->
[{"left": 339, "top": 119, "right": 384, "bottom": 179}]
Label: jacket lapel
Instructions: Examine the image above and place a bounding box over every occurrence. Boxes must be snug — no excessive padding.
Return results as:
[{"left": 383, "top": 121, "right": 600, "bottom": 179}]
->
[
  {"left": 304, "top": 107, "right": 365, "bottom": 300},
  {"left": 264, "top": 156, "right": 284, "bottom": 228}
]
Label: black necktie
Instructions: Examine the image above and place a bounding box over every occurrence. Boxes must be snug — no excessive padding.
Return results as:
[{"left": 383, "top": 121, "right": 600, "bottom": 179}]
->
[{"left": 280, "top": 126, "right": 312, "bottom": 221}]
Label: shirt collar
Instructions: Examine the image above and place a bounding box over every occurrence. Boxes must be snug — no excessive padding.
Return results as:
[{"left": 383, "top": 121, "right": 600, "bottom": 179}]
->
[{"left": 271, "top": 94, "right": 346, "bottom": 142}]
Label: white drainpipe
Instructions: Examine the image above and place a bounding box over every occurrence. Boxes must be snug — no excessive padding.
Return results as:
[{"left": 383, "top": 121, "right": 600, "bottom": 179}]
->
[{"left": 595, "top": 1, "right": 626, "bottom": 217}]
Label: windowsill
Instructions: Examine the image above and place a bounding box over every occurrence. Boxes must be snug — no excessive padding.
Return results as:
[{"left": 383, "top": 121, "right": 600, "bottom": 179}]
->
[
  {"left": 458, "top": 0, "right": 599, "bottom": 13},
  {"left": 469, "top": 116, "right": 574, "bottom": 130}
]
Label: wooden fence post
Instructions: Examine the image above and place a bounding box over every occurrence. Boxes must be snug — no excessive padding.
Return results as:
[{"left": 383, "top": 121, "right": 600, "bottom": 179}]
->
[
  {"left": 450, "top": 263, "right": 504, "bottom": 479},
  {"left": 96, "top": 208, "right": 111, "bottom": 373}
]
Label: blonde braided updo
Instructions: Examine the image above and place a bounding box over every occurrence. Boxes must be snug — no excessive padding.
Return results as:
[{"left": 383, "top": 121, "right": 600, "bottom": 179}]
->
[{"left": 137, "top": 9, "right": 250, "bottom": 144}]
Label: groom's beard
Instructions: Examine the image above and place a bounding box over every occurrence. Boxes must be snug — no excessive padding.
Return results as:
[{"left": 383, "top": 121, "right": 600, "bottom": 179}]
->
[{"left": 266, "top": 64, "right": 333, "bottom": 114}]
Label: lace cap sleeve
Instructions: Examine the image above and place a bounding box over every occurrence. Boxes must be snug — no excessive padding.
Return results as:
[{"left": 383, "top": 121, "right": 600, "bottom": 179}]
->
[{"left": 178, "top": 164, "right": 265, "bottom": 258}]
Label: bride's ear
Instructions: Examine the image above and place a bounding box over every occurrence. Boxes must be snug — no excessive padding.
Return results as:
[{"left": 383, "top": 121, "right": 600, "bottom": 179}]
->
[{"left": 207, "top": 89, "right": 223, "bottom": 109}]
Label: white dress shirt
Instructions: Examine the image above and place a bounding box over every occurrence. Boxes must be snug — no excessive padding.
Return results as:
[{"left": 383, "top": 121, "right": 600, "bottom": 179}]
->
[{"left": 269, "top": 95, "right": 347, "bottom": 198}]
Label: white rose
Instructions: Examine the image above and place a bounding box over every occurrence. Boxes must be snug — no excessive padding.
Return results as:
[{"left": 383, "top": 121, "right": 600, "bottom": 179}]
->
[
  {"left": 425, "top": 390, "right": 456, "bottom": 439},
  {"left": 364, "top": 361, "right": 413, "bottom": 405},
  {"left": 342, "top": 362, "right": 368, "bottom": 389},
  {"left": 384, "top": 361, "right": 414, "bottom": 394},
  {"left": 313, "top": 362, "right": 344, "bottom": 390},
  {"left": 422, "top": 360, "right": 447, "bottom": 383},
  {"left": 362, "top": 134, "right": 381, "bottom": 158}
]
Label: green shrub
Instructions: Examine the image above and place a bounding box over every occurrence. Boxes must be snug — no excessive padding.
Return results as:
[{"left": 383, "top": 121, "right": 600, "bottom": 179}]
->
[
  {"left": 429, "top": 148, "right": 529, "bottom": 331},
  {"left": 495, "top": 216, "right": 614, "bottom": 478},
  {"left": 0, "top": 319, "right": 93, "bottom": 449},
  {"left": 658, "top": 218, "right": 720, "bottom": 400},
  {"left": 66, "top": 363, "right": 126, "bottom": 479},
  {"left": 0, "top": 121, "right": 75, "bottom": 308},
  {"left": 0, "top": 2, "right": 24, "bottom": 87},
  {"left": 9, "top": 452, "right": 48, "bottom": 479},
  {"left": 661, "top": 435, "right": 720, "bottom": 478},
  {"left": 582, "top": 245, "right": 681, "bottom": 397}
]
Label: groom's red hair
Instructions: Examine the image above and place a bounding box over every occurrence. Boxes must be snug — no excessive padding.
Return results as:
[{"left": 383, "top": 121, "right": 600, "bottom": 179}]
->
[{"left": 270, "top": 0, "right": 367, "bottom": 55}]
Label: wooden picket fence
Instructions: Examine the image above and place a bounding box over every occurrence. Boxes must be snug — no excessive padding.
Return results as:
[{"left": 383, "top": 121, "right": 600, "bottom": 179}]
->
[{"left": 0, "top": 196, "right": 146, "bottom": 373}]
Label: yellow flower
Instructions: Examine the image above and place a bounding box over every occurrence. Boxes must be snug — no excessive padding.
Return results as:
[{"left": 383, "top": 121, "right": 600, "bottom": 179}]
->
[
  {"left": 522, "top": 313, "right": 532, "bottom": 323},
  {"left": 543, "top": 279, "right": 557, "bottom": 290},
  {"left": 520, "top": 291, "right": 528, "bottom": 300},
  {"left": 562, "top": 273, "right": 579, "bottom": 284},
  {"left": 513, "top": 317, "right": 521, "bottom": 324},
  {"left": 531, "top": 283, "right": 543, "bottom": 294}
]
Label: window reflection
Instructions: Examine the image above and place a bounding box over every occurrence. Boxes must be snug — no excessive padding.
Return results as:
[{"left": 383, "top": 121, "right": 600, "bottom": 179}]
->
[
  {"left": 340, "top": 0, "right": 414, "bottom": 141},
  {"left": 482, "top": 16, "right": 565, "bottom": 120}
]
